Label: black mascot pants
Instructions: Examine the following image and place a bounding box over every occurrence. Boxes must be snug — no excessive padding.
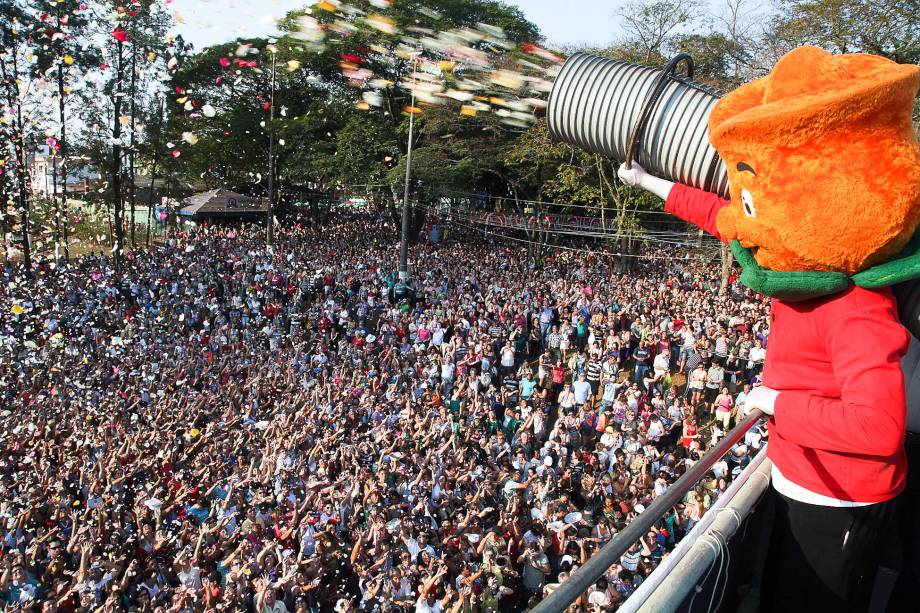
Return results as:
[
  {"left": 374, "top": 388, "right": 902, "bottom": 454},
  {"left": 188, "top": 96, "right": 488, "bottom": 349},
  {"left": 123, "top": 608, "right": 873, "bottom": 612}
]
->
[{"left": 761, "top": 489, "right": 897, "bottom": 613}]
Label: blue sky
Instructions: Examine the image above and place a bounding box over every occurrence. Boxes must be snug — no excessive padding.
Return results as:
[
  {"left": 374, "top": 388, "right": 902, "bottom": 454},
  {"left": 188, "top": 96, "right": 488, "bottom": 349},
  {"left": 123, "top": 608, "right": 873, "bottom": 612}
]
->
[{"left": 171, "top": 0, "right": 622, "bottom": 50}]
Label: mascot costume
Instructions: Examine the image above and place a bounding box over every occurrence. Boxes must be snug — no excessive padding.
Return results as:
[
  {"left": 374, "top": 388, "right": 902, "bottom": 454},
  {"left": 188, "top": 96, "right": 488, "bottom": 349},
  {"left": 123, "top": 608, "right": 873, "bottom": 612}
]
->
[{"left": 614, "top": 46, "right": 920, "bottom": 611}]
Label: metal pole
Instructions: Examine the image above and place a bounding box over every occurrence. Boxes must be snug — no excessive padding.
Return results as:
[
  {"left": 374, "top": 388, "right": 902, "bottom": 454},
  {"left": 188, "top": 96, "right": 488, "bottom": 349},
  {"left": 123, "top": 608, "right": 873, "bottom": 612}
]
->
[
  {"left": 397, "top": 54, "right": 418, "bottom": 286},
  {"left": 634, "top": 459, "right": 772, "bottom": 613},
  {"left": 618, "top": 449, "right": 770, "bottom": 613},
  {"left": 266, "top": 51, "right": 276, "bottom": 247},
  {"left": 530, "top": 409, "right": 765, "bottom": 613}
]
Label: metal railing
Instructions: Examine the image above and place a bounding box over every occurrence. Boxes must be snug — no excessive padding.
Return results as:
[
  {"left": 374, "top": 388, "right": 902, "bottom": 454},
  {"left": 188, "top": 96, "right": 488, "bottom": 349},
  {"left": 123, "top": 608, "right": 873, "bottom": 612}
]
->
[
  {"left": 531, "top": 409, "right": 765, "bottom": 613},
  {"left": 632, "top": 456, "right": 772, "bottom": 612}
]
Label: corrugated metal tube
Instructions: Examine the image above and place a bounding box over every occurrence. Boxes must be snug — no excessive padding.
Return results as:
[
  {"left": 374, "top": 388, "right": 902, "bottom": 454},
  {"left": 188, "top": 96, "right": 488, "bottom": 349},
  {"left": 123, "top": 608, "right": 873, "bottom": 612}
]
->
[{"left": 546, "top": 52, "right": 730, "bottom": 198}]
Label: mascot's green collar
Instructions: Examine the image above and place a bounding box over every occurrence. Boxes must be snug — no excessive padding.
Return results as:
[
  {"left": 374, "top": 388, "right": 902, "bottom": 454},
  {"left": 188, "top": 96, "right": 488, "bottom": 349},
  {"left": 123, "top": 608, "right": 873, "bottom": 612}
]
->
[{"left": 730, "top": 230, "right": 920, "bottom": 301}]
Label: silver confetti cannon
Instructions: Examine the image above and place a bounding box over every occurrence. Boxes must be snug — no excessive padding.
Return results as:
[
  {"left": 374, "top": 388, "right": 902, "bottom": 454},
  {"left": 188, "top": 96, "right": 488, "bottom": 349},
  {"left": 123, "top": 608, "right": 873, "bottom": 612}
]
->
[{"left": 546, "top": 52, "right": 730, "bottom": 198}]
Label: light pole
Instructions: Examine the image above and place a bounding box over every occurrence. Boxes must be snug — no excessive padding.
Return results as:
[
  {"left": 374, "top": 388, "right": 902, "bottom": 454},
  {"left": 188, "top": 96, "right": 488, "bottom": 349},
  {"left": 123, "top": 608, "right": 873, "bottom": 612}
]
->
[
  {"left": 266, "top": 47, "right": 277, "bottom": 247},
  {"left": 396, "top": 52, "right": 420, "bottom": 298}
]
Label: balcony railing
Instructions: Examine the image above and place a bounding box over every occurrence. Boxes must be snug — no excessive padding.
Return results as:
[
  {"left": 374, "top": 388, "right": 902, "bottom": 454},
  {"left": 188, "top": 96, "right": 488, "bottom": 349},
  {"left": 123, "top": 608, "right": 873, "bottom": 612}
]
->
[
  {"left": 532, "top": 410, "right": 769, "bottom": 613},
  {"left": 622, "top": 453, "right": 771, "bottom": 612}
]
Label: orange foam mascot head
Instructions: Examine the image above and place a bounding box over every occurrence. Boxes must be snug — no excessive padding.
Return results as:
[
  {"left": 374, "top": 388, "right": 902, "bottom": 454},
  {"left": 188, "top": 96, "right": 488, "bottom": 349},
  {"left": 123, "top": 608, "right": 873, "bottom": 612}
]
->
[{"left": 709, "top": 46, "right": 920, "bottom": 276}]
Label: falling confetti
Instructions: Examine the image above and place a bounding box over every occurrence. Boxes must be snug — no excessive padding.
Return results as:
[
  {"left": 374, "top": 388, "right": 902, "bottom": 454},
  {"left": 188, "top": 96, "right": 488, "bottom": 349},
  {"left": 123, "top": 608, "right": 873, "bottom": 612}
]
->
[
  {"left": 366, "top": 14, "right": 396, "bottom": 35},
  {"left": 362, "top": 91, "right": 383, "bottom": 107},
  {"left": 293, "top": 15, "right": 325, "bottom": 49},
  {"left": 490, "top": 69, "right": 524, "bottom": 90}
]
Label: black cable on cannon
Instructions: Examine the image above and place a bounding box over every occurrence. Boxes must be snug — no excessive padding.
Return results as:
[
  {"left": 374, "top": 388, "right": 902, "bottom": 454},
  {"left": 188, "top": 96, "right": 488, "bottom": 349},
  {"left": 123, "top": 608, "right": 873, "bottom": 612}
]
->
[{"left": 625, "top": 53, "right": 695, "bottom": 170}]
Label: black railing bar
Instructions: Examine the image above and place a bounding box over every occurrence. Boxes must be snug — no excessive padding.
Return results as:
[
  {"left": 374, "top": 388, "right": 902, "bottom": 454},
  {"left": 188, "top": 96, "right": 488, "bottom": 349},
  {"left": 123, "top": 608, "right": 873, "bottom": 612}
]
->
[{"left": 531, "top": 409, "right": 765, "bottom": 613}]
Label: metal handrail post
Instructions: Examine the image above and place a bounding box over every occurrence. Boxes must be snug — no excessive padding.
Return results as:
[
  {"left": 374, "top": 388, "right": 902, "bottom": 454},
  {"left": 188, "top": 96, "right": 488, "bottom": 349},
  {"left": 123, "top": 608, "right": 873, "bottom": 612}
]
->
[{"left": 531, "top": 409, "right": 765, "bottom": 613}]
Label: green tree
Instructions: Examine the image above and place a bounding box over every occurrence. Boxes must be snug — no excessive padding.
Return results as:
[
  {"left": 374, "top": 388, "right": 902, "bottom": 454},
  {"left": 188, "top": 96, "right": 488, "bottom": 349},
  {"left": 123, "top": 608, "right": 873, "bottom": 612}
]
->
[
  {"left": 501, "top": 119, "right": 567, "bottom": 202},
  {"left": 333, "top": 113, "right": 399, "bottom": 216},
  {"left": 385, "top": 104, "right": 520, "bottom": 239},
  {"left": 166, "top": 36, "right": 349, "bottom": 200},
  {"left": 771, "top": 0, "right": 920, "bottom": 64},
  {"left": 162, "top": 0, "right": 544, "bottom": 235},
  {"left": 0, "top": 0, "right": 38, "bottom": 271},
  {"left": 673, "top": 32, "right": 747, "bottom": 89},
  {"left": 498, "top": 119, "right": 569, "bottom": 262},
  {"left": 78, "top": 0, "right": 174, "bottom": 269},
  {"left": 617, "top": 0, "right": 699, "bottom": 62},
  {"left": 33, "top": 0, "right": 99, "bottom": 261},
  {"left": 119, "top": 0, "right": 172, "bottom": 247}
]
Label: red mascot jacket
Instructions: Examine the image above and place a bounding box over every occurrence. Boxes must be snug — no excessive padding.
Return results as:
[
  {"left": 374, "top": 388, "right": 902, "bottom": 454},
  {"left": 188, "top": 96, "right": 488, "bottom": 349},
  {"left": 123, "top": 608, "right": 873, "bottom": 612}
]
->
[{"left": 667, "top": 183, "right": 909, "bottom": 503}]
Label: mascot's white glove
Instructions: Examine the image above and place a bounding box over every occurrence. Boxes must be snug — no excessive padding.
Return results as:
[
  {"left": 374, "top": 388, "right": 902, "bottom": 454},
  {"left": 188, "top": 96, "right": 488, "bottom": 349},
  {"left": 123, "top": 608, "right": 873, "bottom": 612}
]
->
[
  {"left": 744, "top": 386, "right": 780, "bottom": 416},
  {"left": 617, "top": 162, "right": 675, "bottom": 201}
]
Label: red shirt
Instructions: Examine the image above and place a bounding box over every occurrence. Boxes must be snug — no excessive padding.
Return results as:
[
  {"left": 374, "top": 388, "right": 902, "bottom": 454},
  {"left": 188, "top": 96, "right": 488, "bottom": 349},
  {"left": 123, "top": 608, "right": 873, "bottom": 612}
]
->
[
  {"left": 666, "top": 184, "right": 908, "bottom": 502},
  {"left": 552, "top": 366, "right": 566, "bottom": 385}
]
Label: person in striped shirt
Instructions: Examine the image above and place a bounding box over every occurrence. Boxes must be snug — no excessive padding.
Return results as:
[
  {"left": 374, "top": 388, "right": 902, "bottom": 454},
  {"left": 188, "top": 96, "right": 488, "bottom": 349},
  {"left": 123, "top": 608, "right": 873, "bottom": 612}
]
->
[{"left": 585, "top": 357, "right": 603, "bottom": 398}]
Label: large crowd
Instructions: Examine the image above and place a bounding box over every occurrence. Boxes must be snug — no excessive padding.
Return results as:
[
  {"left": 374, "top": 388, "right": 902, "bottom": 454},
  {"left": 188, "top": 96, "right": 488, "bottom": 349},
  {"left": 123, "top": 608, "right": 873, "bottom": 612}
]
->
[{"left": 0, "top": 213, "right": 770, "bottom": 612}]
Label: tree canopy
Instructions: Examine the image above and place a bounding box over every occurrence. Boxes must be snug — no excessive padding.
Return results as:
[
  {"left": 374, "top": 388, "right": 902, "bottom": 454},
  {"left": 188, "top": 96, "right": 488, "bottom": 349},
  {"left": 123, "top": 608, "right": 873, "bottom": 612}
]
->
[{"left": 2, "top": 0, "right": 915, "bottom": 273}]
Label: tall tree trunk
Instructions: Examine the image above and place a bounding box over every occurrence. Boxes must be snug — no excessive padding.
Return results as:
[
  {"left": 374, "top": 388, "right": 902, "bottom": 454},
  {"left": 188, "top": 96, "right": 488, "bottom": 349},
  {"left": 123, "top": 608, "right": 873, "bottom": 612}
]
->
[
  {"left": 3, "top": 53, "right": 32, "bottom": 273},
  {"left": 145, "top": 99, "right": 164, "bottom": 246},
  {"left": 56, "top": 6, "right": 70, "bottom": 261},
  {"left": 164, "top": 178, "right": 172, "bottom": 240},
  {"left": 265, "top": 53, "right": 276, "bottom": 246},
  {"left": 52, "top": 154, "right": 61, "bottom": 259},
  {"left": 105, "top": 199, "right": 113, "bottom": 245},
  {"left": 14, "top": 137, "right": 31, "bottom": 273},
  {"left": 145, "top": 185, "right": 155, "bottom": 244},
  {"left": 111, "top": 41, "right": 125, "bottom": 272},
  {"left": 57, "top": 64, "right": 70, "bottom": 261},
  {"left": 129, "top": 48, "right": 138, "bottom": 248},
  {"left": 720, "top": 243, "right": 734, "bottom": 295}
]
